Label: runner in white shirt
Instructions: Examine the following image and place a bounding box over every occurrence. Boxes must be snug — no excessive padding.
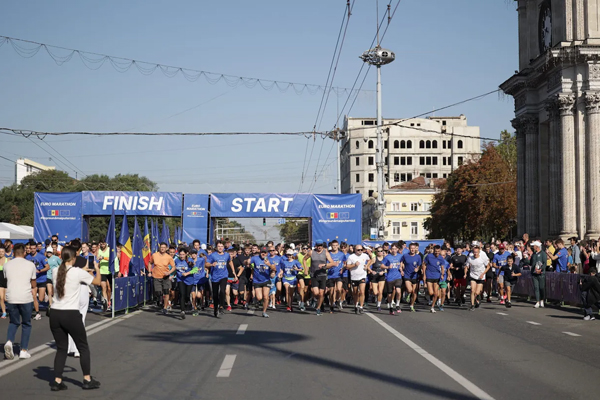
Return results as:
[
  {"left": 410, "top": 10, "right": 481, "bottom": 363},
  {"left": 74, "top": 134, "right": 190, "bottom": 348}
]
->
[
  {"left": 466, "top": 242, "right": 490, "bottom": 311},
  {"left": 345, "top": 245, "right": 372, "bottom": 314}
]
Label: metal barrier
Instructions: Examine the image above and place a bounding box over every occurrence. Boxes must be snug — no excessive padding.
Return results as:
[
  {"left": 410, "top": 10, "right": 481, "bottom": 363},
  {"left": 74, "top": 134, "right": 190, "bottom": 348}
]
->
[
  {"left": 112, "top": 276, "right": 153, "bottom": 315},
  {"left": 511, "top": 271, "right": 582, "bottom": 306}
]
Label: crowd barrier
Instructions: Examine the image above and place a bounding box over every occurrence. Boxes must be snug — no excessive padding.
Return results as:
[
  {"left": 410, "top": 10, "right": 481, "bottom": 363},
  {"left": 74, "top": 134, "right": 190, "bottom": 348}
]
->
[
  {"left": 112, "top": 276, "right": 153, "bottom": 313},
  {"left": 511, "top": 271, "right": 583, "bottom": 306}
]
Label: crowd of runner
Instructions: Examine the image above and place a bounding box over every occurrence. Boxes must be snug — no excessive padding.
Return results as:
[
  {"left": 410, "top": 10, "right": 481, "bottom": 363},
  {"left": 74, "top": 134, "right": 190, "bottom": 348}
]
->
[{"left": 2, "top": 233, "right": 600, "bottom": 326}]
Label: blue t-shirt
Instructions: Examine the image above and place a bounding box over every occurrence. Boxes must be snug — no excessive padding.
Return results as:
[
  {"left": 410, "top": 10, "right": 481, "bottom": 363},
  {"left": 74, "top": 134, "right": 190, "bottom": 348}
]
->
[
  {"left": 555, "top": 248, "right": 569, "bottom": 273},
  {"left": 328, "top": 251, "right": 346, "bottom": 279},
  {"left": 191, "top": 257, "right": 206, "bottom": 284},
  {"left": 207, "top": 252, "right": 230, "bottom": 282},
  {"left": 401, "top": 253, "right": 422, "bottom": 280},
  {"left": 175, "top": 258, "right": 191, "bottom": 283},
  {"left": 440, "top": 259, "right": 450, "bottom": 282},
  {"left": 493, "top": 252, "right": 510, "bottom": 276},
  {"left": 27, "top": 252, "right": 49, "bottom": 283},
  {"left": 424, "top": 254, "right": 444, "bottom": 280},
  {"left": 46, "top": 255, "right": 61, "bottom": 281},
  {"left": 280, "top": 258, "right": 302, "bottom": 281},
  {"left": 383, "top": 253, "right": 403, "bottom": 281},
  {"left": 268, "top": 255, "right": 282, "bottom": 274},
  {"left": 251, "top": 255, "right": 271, "bottom": 284}
]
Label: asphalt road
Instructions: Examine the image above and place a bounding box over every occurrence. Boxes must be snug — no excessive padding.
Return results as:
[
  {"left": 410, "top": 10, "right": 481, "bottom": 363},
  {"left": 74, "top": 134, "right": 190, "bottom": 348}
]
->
[{"left": 1, "top": 298, "right": 599, "bottom": 400}]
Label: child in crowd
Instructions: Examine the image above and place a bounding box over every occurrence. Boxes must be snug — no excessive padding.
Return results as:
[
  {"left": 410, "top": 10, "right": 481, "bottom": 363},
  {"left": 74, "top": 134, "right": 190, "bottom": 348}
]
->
[{"left": 268, "top": 270, "right": 277, "bottom": 309}]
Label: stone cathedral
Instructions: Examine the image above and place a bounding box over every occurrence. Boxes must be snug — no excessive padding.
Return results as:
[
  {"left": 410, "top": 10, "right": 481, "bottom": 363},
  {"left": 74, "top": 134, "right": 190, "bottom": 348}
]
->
[{"left": 501, "top": 0, "right": 600, "bottom": 240}]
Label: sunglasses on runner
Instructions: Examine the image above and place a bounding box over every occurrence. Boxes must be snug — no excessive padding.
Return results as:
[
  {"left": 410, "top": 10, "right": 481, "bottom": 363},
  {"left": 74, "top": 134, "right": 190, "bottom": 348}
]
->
[{"left": 355, "top": 248, "right": 363, "bottom": 251}]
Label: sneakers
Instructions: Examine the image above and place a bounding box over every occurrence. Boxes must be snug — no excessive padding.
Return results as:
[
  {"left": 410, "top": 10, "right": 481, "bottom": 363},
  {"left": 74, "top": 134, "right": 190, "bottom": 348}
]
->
[
  {"left": 316, "top": 309, "right": 322, "bottom": 316},
  {"left": 358, "top": 307, "right": 364, "bottom": 314},
  {"left": 226, "top": 306, "right": 232, "bottom": 311},
  {"left": 505, "top": 301, "right": 512, "bottom": 308},
  {"left": 438, "top": 305, "right": 444, "bottom": 312},
  {"left": 287, "top": 307, "right": 292, "bottom": 312},
  {"left": 4, "top": 340, "right": 14, "bottom": 360},
  {"left": 469, "top": 305, "right": 475, "bottom": 311},
  {"left": 161, "top": 308, "right": 168, "bottom": 315},
  {"left": 180, "top": 311, "right": 186, "bottom": 320},
  {"left": 410, "top": 305, "right": 416, "bottom": 312},
  {"left": 377, "top": 306, "right": 381, "bottom": 312},
  {"left": 82, "top": 377, "right": 101, "bottom": 390},
  {"left": 234, "top": 298, "right": 239, "bottom": 305},
  {"left": 584, "top": 315, "right": 595, "bottom": 321},
  {"left": 262, "top": 312, "right": 269, "bottom": 318},
  {"left": 475, "top": 300, "right": 480, "bottom": 308},
  {"left": 50, "top": 381, "right": 68, "bottom": 391},
  {"left": 540, "top": 300, "right": 545, "bottom": 308},
  {"left": 300, "top": 303, "right": 306, "bottom": 312},
  {"left": 389, "top": 309, "right": 395, "bottom": 316},
  {"left": 430, "top": 308, "right": 436, "bottom": 313},
  {"left": 499, "top": 299, "right": 505, "bottom": 305},
  {"left": 534, "top": 302, "right": 540, "bottom": 309},
  {"left": 34, "top": 313, "right": 42, "bottom": 321},
  {"left": 192, "top": 311, "right": 199, "bottom": 317}
]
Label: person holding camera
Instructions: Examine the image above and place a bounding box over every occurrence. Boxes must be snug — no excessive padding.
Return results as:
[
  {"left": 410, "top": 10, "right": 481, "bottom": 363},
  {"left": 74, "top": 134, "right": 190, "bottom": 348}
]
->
[{"left": 580, "top": 267, "right": 600, "bottom": 321}]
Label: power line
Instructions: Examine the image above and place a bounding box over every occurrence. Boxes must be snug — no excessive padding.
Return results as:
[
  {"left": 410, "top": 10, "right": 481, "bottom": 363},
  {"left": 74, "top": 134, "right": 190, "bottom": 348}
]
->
[
  {"left": 0, "top": 129, "right": 325, "bottom": 137},
  {"left": 0, "top": 155, "right": 15, "bottom": 163},
  {"left": 0, "top": 35, "right": 373, "bottom": 97}
]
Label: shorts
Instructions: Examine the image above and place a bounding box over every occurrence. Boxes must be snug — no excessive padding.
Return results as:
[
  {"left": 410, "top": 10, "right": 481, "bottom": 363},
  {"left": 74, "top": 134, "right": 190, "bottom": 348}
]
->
[
  {"left": 426, "top": 278, "right": 440, "bottom": 284},
  {"left": 238, "top": 277, "right": 248, "bottom": 291},
  {"left": 403, "top": 278, "right": 418, "bottom": 285},
  {"left": 497, "top": 275, "right": 504, "bottom": 285},
  {"left": 504, "top": 280, "right": 516, "bottom": 288},
  {"left": 311, "top": 275, "right": 327, "bottom": 290},
  {"left": 228, "top": 282, "right": 239, "bottom": 291},
  {"left": 298, "top": 277, "right": 311, "bottom": 286},
  {"left": 197, "top": 277, "right": 208, "bottom": 286},
  {"left": 101, "top": 274, "right": 113, "bottom": 284},
  {"left": 453, "top": 278, "right": 467, "bottom": 287},
  {"left": 385, "top": 279, "right": 403, "bottom": 292},
  {"left": 485, "top": 271, "right": 494, "bottom": 280},
  {"left": 326, "top": 278, "right": 341, "bottom": 288},
  {"left": 36, "top": 279, "right": 47, "bottom": 287},
  {"left": 283, "top": 279, "right": 297, "bottom": 287},
  {"left": 154, "top": 277, "right": 171, "bottom": 294},
  {"left": 439, "top": 281, "right": 448, "bottom": 289},
  {"left": 0, "top": 271, "right": 7, "bottom": 288},
  {"left": 351, "top": 278, "right": 366, "bottom": 287},
  {"left": 253, "top": 281, "right": 269, "bottom": 289},
  {"left": 341, "top": 276, "right": 350, "bottom": 291},
  {"left": 370, "top": 274, "right": 385, "bottom": 283},
  {"left": 470, "top": 277, "right": 485, "bottom": 285}
]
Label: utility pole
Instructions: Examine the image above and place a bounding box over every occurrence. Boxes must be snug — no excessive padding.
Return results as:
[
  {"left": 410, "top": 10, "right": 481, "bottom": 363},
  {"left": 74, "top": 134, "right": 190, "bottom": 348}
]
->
[{"left": 360, "top": 39, "right": 395, "bottom": 238}]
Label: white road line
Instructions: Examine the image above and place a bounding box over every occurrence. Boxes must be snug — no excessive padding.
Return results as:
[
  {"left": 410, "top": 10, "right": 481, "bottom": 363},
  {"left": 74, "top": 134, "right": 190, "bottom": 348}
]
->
[
  {"left": 0, "top": 311, "right": 140, "bottom": 378},
  {"left": 496, "top": 312, "right": 508, "bottom": 316},
  {"left": 366, "top": 313, "right": 495, "bottom": 400},
  {"left": 526, "top": 321, "right": 541, "bottom": 326},
  {"left": 216, "top": 355, "right": 237, "bottom": 378},
  {"left": 562, "top": 332, "right": 581, "bottom": 337},
  {"left": 247, "top": 309, "right": 255, "bottom": 315},
  {"left": 236, "top": 324, "right": 248, "bottom": 335}
]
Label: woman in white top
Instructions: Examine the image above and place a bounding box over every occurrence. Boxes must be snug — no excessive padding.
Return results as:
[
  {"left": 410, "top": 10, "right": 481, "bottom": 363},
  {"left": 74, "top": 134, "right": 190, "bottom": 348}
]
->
[{"left": 49, "top": 246, "right": 101, "bottom": 392}]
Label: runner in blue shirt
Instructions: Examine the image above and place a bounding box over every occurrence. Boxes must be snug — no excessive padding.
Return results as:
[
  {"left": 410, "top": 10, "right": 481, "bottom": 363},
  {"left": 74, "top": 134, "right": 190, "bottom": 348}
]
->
[
  {"left": 174, "top": 248, "right": 196, "bottom": 319},
  {"left": 26, "top": 246, "right": 50, "bottom": 320},
  {"left": 206, "top": 241, "right": 234, "bottom": 318},
  {"left": 326, "top": 240, "right": 346, "bottom": 313},
  {"left": 381, "top": 243, "right": 403, "bottom": 315},
  {"left": 493, "top": 244, "right": 510, "bottom": 305},
  {"left": 438, "top": 249, "right": 450, "bottom": 312},
  {"left": 422, "top": 245, "right": 445, "bottom": 313},
  {"left": 279, "top": 249, "right": 303, "bottom": 312},
  {"left": 246, "top": 247, "right": 276, "bottom": 317},
  {"left": 189, "top": 249, "right": 206, "bottom": 314},
  {"left": 401, "top": 243, "right": 422, "bottom": 312},
  {"left": 267, "top": 246, "right": 283, "bottom": 305}
]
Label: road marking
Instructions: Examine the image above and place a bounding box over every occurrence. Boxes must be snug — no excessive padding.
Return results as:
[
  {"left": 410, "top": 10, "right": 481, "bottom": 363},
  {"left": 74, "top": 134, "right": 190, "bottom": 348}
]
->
[
  {"left": 216, "top": 355, "right": 237, "bottom": 377},
  {"left": 0, "top": 311, "right": 140, "bottom": 378},
  {"left": 247, "top": 309, "right": 255, "bottom": 315},
  {"left": 526, "top": 321, "right": 541, "bottom": 326},
  {"left": 562, "top": 332, "right": 581, "bottom": 337},
  {"left": 366, "top": 313, "right": 495, "bottom": 400},
  {"left": 496, "top": 312, "right": 508, "bottom": 316},
  {"left": 236, "top": 324, "right": 248, "bottom": 335}
]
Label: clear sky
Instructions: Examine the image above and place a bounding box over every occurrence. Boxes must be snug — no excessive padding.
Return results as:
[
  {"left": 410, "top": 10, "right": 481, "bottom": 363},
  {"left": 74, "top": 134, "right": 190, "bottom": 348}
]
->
[{"left": 0, "top": 0, "right": 519, "bottom": 195}]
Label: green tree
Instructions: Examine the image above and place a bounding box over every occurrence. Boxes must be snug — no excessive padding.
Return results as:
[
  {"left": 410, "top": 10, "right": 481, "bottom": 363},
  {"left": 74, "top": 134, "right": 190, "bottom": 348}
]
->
[
  {"left": 278, "top": 219, "right": 309, "bottom": 244},
  {"left": 424, "top": 133, "right": 517, "bottom": 242}
]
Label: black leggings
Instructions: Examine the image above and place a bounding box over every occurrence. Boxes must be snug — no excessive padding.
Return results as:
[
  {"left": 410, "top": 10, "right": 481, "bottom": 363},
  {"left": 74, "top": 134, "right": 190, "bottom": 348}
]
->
[
  {"left": 178, "top": 281, "right": 192, "bottom": 312},
  {"left": 50, "top": 309, "right": 91, "bottom": 379},
  {"left": 212, "top": 278, "right": 227, "bottom": 311}
]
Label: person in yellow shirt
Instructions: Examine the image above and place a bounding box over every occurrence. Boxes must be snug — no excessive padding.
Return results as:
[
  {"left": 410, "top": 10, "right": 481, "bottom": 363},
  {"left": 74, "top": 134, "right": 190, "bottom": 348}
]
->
[{"left": 545, "top": 240, "right": 555, "bottom": 270}]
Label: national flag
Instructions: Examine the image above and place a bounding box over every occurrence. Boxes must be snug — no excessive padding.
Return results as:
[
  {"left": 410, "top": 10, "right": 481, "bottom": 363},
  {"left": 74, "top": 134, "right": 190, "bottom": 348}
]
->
[
  {"left": 329, "top": 212, "right": 339, "bottom": 219},
  {"left": 151, "top": 218, "right": 159, "bottom": 252},
  {"left": 119, "top": 214, "right": 132, "bottom": 277},
  {"left": 105, "top": 209, "right": 118, "bottom": 274},
  {"left": 131, "top": 216, "right": 144, "bottom": 276},
  {"left": 143, "top": 217, "right": 151, "bottom": 267},
  {"left": 160, "top": 220, "right": 170, "bottom": 245}
]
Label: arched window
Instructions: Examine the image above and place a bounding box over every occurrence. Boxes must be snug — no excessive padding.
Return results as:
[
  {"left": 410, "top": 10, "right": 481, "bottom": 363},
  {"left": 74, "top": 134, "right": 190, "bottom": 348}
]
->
[
  {"left": 400, "top": 140, "right": 406, "bottom": 149},
  {"left": 458, "top": 140, "right": 463, "bottom": 149},
  {"left": 419, "top": 140, "right": 425, "bottom": 149},
  {"left": 368, "top": 140, "right": 374, "bottom": 149},
  {"left": 407, "top": 140, "right": 412, "bottom": 149},
  {"left": 426, "top": 140, "right": 431, "bottom": 149},
  {"left": 394, "top": 140, "right": 399, "bottom": 149},
  {"left": 432, "top": 140, "right": 438, "bottom": 149},
  {"left": 355, "top": 140, "right": 360, "bottom": 149}
]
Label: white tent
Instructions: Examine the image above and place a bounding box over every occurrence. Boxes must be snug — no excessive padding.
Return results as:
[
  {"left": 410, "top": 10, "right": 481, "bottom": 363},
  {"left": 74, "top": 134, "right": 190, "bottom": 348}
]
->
[{"left": 0, "top": 222, "right": 34, "bottom": 240}]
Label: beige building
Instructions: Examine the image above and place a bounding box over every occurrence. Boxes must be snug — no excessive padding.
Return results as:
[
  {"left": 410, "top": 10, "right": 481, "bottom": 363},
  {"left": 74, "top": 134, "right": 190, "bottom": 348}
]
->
[
  {"left": 501, "top": 0, "right": 600, "bottom": 239},
  {"left": 362, "top": 177, "right": 443, "bottom": 240},
  {"left": 340, "top": 115, "right": 480, "bottom": 199},
  {"left": 15, "top": 158, "right": 55, "bottom": 185}
]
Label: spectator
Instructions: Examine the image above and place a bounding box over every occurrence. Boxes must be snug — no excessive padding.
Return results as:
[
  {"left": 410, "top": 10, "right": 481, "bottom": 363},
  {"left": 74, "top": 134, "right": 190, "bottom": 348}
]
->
[
  {"left": 0, "top": 247, "right": 7, "bottom": 318},
  {"left": 528, "top": 241, "right": 547, "bottom": 308},
  {"left": 569, "top": 237, "right": 582, "bottom": 274},
  {"left": 580, "top": 267, "right": 600, "bottom": 321},
  {"left": 3, "top": 243, "right": 37, "bottom": 360},
  {"left": 547, "top": 239, "right": 568, "bottom": 273}
]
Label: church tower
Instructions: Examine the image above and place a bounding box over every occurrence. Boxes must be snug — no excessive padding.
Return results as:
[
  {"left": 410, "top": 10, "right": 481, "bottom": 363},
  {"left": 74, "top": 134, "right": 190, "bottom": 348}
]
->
[{"left": 501, "top": 0, "right": 600, "bottom": 240}]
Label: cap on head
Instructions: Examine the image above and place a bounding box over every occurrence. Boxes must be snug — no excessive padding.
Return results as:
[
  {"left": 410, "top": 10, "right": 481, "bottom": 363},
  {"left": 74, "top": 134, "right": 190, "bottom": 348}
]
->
[
  {"left": 498, "top": 244, "right": 505, "bottom": 250},
  {"left": 286, "top": 249, "right": 294, "bottom": 255},
  {"left": 531, "top": 240, "right": 542, "bottom": 247},
  {"left": 315, "top": 239, "right": 324, "bottom": 246}
]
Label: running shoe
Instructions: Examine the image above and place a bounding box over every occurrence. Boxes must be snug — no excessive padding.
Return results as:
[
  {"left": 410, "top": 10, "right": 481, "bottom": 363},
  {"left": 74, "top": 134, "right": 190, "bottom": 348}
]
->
[
  {"left": 584, "top": 315, "right": 595, "bottom": 321},
  {"left": 354, "top": 306, "right": 358, "bottom": 314},
  {"left": 499, "top": 299, "right": 505, "bottom": 305},
  {"left": 430, "top": 308, "right": 436, "bottom": 313},
  {"left": 359, "top": 307, "right": 364, "bottom": 314},
  {"left": 469, "top": 305, "right": 475, "bottom": 311},
  {"left": 234, "top": 298, "right": 238, "bottom": 305},
  {"left": 300, "top": 303, "right": 306, "bottom": 312},
  {"left": 219, "top": 308, "right": 225, "bottom": 315},
  {"left": 271, "top": 304, "right": 276, "bottom": 310},
  {"left": 82, "top": 377, "right": 101, "bottom": 390},
  {"left": 192, "top": 311, "right": 199, "bottom": 316},
  {"left": 4, "top": 340, "right": 14, "bottom": 360},
  {"left": 337, "top": 301, "right": 342, "bottom": 311},
  {"left": 395, "top": 305, "right": 400, "bottom": 312},
  {"left": 316, "top": 309, "right": 322, "bottom": 316},
  {"left": 287, "top": 307, "right": 291, "bottom": 312},
  {"left": 50, "top": 381, "right": 68, "bottom": 391},
  {"left": 209, "top": 304, "right": 214, "bottom": 309},
  {"left": 505, "top": 301, "right": 512, "bottom": 308},
  {"left": 389, "top": 309, "right": 395, "bottom": 316},
  {"left": 438, "top": 305, "right": 444, "bottom": 312},
  {"left": 475, "top": 300, "right": 480, "bottom": 308},
  {"left": 167, "top": 305, "right": 172, "bottom": 311},
  {"left": 180, "top": 311, "right": 186, "bottom": 319},
  {"left": 34, "top": 313, "right": 42, "bottom": 321},
  {"left": 377, "top": 306, "right": 381, "bottom": 312},
  {"left": 262, "top": 312, "right": 269, "bottom": 318},
  {"left": 410, "top": 305, "right": 415, "bottom": 312},
  {"left": 161, "top": 308, "right": 167, "bottom": 315},
  {"left": 226, "top": 306, "right": 232, "bottom": 311},
  {"left": 540, "top": 300, "right": 545, "bottom": 308},
  {"left": 427, "top": 300, "right": 432, "bottom": 306},
  {"left": 534, "top": 302, "right": 540, "bottom": 308},
  {"left": 102, "top": 299, "right": 108, "bottom": 312}
]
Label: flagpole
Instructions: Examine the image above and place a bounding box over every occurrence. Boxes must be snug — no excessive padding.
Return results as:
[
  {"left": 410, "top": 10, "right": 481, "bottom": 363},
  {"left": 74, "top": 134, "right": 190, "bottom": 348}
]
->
[{"left": 112, "top": 271, "right": 115, "bottom": 319}]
